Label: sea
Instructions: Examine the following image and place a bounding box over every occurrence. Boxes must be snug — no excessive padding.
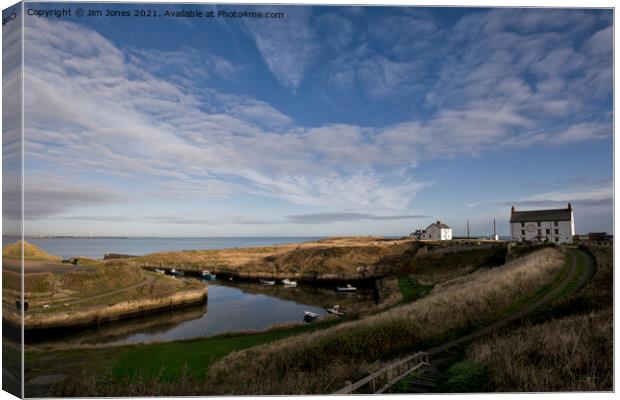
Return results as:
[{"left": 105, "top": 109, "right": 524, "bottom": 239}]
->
[{"left": 22, "top": 237, "right": 325, "bottom": 260}]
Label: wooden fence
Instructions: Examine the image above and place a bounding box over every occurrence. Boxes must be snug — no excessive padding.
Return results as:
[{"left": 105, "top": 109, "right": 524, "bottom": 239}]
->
[{"left": 333, "top": 351, "right": 430, "bottom": 394}]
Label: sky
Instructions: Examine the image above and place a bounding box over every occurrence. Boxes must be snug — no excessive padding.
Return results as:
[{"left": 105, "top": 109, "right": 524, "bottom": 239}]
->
[{"left": 5, "top": 4, "right": 613, "bottom": 237}]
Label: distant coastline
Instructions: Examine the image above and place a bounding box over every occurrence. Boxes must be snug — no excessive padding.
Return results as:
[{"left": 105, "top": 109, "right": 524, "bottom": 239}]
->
[{"left": 24, "top": 236, "right": 128, "bottom": 239}]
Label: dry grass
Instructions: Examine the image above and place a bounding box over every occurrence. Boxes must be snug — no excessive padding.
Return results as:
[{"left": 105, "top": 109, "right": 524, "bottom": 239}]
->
[
  {"left": 468, "top": 308, "right": 612, "bottom": 391},
  {"left": 132, "top": 237, "right": 420, "bottom": 279},
  {"left": 462, "top": 245, "right": 613, "bottom": 392},
  {"left": 2, "top": 240, "right": 62, "bottom": 261},
  {"left": 20, "top": 265, "right": 145, "bottom": 306},
  {"left": 204, "top": 248, "right": 564, "bottom": 394}
]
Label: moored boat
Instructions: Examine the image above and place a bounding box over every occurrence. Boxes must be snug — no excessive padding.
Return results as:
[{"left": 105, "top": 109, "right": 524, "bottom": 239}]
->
[
  {"left": 303, "top": 311, "right": 322, "bottom": 322},
  {"left": 170, "top": 268, "right": 183, "bottom": 277},
  {"left": 201, "top": 271, "right": 217, "bottom": 280},
  {"left": 325, "top": 305, "right": 345, "bottom": 315},
  {"left": 336, "top": 284, "right": 356, "bottom": 292},
  {"left": 281, "top": 279, "right": 297, "bottom": 286},
  {"left": 259, "top": 279, "right": 276, "bottom": 285}
]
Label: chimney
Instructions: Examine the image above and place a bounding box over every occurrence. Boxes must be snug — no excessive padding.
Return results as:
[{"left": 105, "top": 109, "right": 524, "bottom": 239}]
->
[
  {"left": 511, "top": 206, "right": 515, "bottom": 215},
  {"left": 568, "top": 202, "right": 572, "bottom": 211},
  {"left": 436, "top": 220, "right": 441, "bottom": 225}
]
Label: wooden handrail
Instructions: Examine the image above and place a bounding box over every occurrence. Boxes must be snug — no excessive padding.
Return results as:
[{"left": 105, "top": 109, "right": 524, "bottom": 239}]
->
[{"left": 333, "top": 351, "right": 429, "bottom": 394}]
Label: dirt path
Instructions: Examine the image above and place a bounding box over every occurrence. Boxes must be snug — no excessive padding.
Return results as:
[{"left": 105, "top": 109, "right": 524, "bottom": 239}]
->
[
  {"left": 426, "top": 248, "right": 593, "bottom": 356},
  {"left": 43, "top": 273, "right": 158, "bottom": 310}
]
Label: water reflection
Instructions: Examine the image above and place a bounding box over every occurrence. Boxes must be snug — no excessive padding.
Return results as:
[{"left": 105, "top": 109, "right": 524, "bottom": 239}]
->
[{"left": 27, "top": 279, "right": 372, "bottom": 347}]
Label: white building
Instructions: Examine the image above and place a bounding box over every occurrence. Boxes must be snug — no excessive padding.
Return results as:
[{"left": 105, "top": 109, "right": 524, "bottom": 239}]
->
[
  {"left": 509, "top": 203, "right": 575, "bottom": 244},
  {"left": 418, "top": 221, "right": 452, "bottom": 241}
]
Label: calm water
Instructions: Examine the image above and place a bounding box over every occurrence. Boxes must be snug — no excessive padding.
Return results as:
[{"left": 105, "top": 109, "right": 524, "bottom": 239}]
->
[
  {"left": 27, "top": 279, "right": 374, "bottom": 346},
  {"left": 26, "top": 237, "right": 324, "bottom": 259}
]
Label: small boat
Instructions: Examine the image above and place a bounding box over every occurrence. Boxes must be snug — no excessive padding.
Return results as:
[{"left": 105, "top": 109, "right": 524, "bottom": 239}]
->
[
  {"left": 170, "top": 268, "right": 183, "bottom": 277},
  {"left": 201, "top": 271, "right": 217, "bottom": 280},
  {"left": 325, "top": 305, "right": 345, "bottom": 316},
  {"left": 229, "top": 277, "right": 233, "bottom": 281},
  {"left": 260, "top": 279, "right": 276, "bottom": 285},
  {"left": 336, "top": 284, "right": 357, "bottom": 292},
  {"left": 303, "top": 311, "right": 322, "bottom": 322},
  {"left": 154, "top": 268, "right": 165, "bottom": 274},
  {"left": 281, "top": 279, "right": 297, "bottom": 286}
]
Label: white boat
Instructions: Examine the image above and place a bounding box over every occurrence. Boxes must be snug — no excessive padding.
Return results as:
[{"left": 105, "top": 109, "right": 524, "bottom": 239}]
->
[
  {"left": 325, "top": 305, "right": 345, "bottom": 316},
  {"left": 170, "top": 268, "right": 183, "bottom": 277},
  {"left": 260, "top": 279, "right": 276, "bottom": 285},
  {"left": 336, "top": 284, "right": 357, "bottom": 292},
  {"left": 154, "top": 268, "right": 165, "bottom": 274},
  {"left": 303, "top": 311, "right": 322, "bottom": 322},
  {"left": 281, "top": 279, "right": 297, "bottom": 286},
  {"left": 201, "top": 271, "right": 217, "bottom": 280}
]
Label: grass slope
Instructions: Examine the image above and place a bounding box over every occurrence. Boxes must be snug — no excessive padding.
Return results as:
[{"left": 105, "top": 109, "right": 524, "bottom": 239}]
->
[{"left": 3, "top": 240, "right": 62, "bottom": 261}]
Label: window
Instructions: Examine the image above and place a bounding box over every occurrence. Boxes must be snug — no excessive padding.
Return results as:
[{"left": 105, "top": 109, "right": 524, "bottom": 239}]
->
[
  {"left": 521, "top": 222, "right": 525, "bottom": 227},
  {"left": 555, "top": 229, "right": 559, "bottom": 235},
  {"left": 537, "top": 229, "right": 541, "bottom": 235},
  {"left": 521, "top": 229, "right": 525, "bottom": 235},
  {"left": 546, "top": 229, "right": 550, "bottom": 234},
  {"left": 555, "top": 237, "right": 559, "bottom": 242},
  {"left": 521, "top": 237, "right": 526, "bottom": 241},
  {"left": 554, "top": 221, "right": 558, "bottom": 227},
  {"left": 537, "top": 222, "right": 541, "bottom": 227}
]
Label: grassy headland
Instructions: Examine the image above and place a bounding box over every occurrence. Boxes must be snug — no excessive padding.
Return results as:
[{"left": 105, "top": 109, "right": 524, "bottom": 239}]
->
[
  {"left": 3, "top": 240, "right": 62, "bottom": 261},
  {"left": 130, "top": 237, "right": 508, "bottom": 283},
  {"left": 2, "top": 241, "right": 207, "bottom": 330}
]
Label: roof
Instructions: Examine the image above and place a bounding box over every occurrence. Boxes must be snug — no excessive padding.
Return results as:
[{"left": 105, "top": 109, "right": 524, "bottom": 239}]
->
[
  {"left": 427, "top": 222, "right": 451, "bottom": 229},
  {"left": 510, "top": 208, "right": 572, "bottom": 223}
]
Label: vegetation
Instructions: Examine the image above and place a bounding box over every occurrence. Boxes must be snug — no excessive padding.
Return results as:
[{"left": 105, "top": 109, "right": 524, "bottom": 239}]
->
[
  {"left": 200, "top": 248, "right": 563, "bottom": 395},
  {"left": 24, "top": 240, "right": 606, "bottom": 396},
  {"left": 507, "top": 243, "right": 554, "bottom": 259},
  {"left": 440, "top": 360, "right": 491, "bottom": 392},
  {"left": 397, "top": 276, "right": 433, "bottom": 303},
  {"left": 29, "top": 247, "right": 564, "bottom": 396},
  {"left": 461, "top": 246, "right": 612, "bottom": 392},
  {"left": 132, "top": 237, "right": 420, "bottom": 279},
  {"left": 3, "top": 240, "right": 62, "bottom": 261},
  {"left": 469, "top": 309, "right": 612, "bottom": 391},
  {"left": 402, "top": 245, "right": 507, "bottom": 284},
  {"left": 28, "top": 319, "right": 343, "bottom": 397}
]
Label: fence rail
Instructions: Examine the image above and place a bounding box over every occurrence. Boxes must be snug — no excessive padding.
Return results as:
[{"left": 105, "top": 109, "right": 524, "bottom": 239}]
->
[{"left": 333, "top": 351, "right": 429, "bottom": 394}]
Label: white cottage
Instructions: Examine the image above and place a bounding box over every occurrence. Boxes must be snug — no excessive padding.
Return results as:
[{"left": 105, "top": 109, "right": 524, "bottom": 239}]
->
[
  {"left": 420, "top": 221, "right": 452, "bottom": 241},
  {"left": 510, "top": 203, "right": 575, "bottom": 244}
]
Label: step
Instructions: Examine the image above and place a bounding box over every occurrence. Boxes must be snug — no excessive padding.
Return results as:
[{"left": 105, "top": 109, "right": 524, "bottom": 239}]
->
[{"left": 409, "top": 379, "right": 438, "bottom": 388}]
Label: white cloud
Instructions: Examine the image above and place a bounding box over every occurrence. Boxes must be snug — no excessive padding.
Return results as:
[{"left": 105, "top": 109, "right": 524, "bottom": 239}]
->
[
  {"left": 21, "top": 14, "right": 611, "bottom": 229},
  {"left": 245, "top": 7, "right": 316, "bottom": 92}
]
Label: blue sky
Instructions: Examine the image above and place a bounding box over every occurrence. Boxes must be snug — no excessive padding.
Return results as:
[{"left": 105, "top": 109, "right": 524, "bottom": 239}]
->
[{"left": 13, "top": 4, "right": 613, "bottom": 237}]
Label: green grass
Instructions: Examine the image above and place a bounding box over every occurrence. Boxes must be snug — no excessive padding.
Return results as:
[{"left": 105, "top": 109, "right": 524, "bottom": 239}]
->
[
  {"left": 439, "top": 360, "right": 491, "bottom": 392},
  {"left": 397, "top": 276, "right": 433, "bottom": 303},
  {"left": 551, "top": 250, "right": 587, "bottom": 303},
  {"left": 25, "top": 318, "right": 346, "bottom": 395},
  {"left": 116, "top": 318, "right": 345, "bottom": 382},
  {"left": 387, "top": 370, "right": 421, "bottom": 393}
]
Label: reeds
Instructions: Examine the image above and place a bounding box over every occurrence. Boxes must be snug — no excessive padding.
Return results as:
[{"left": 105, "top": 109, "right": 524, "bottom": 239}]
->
[{"left": 469, "top": 308, "right": 612, "bottom": 391}]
